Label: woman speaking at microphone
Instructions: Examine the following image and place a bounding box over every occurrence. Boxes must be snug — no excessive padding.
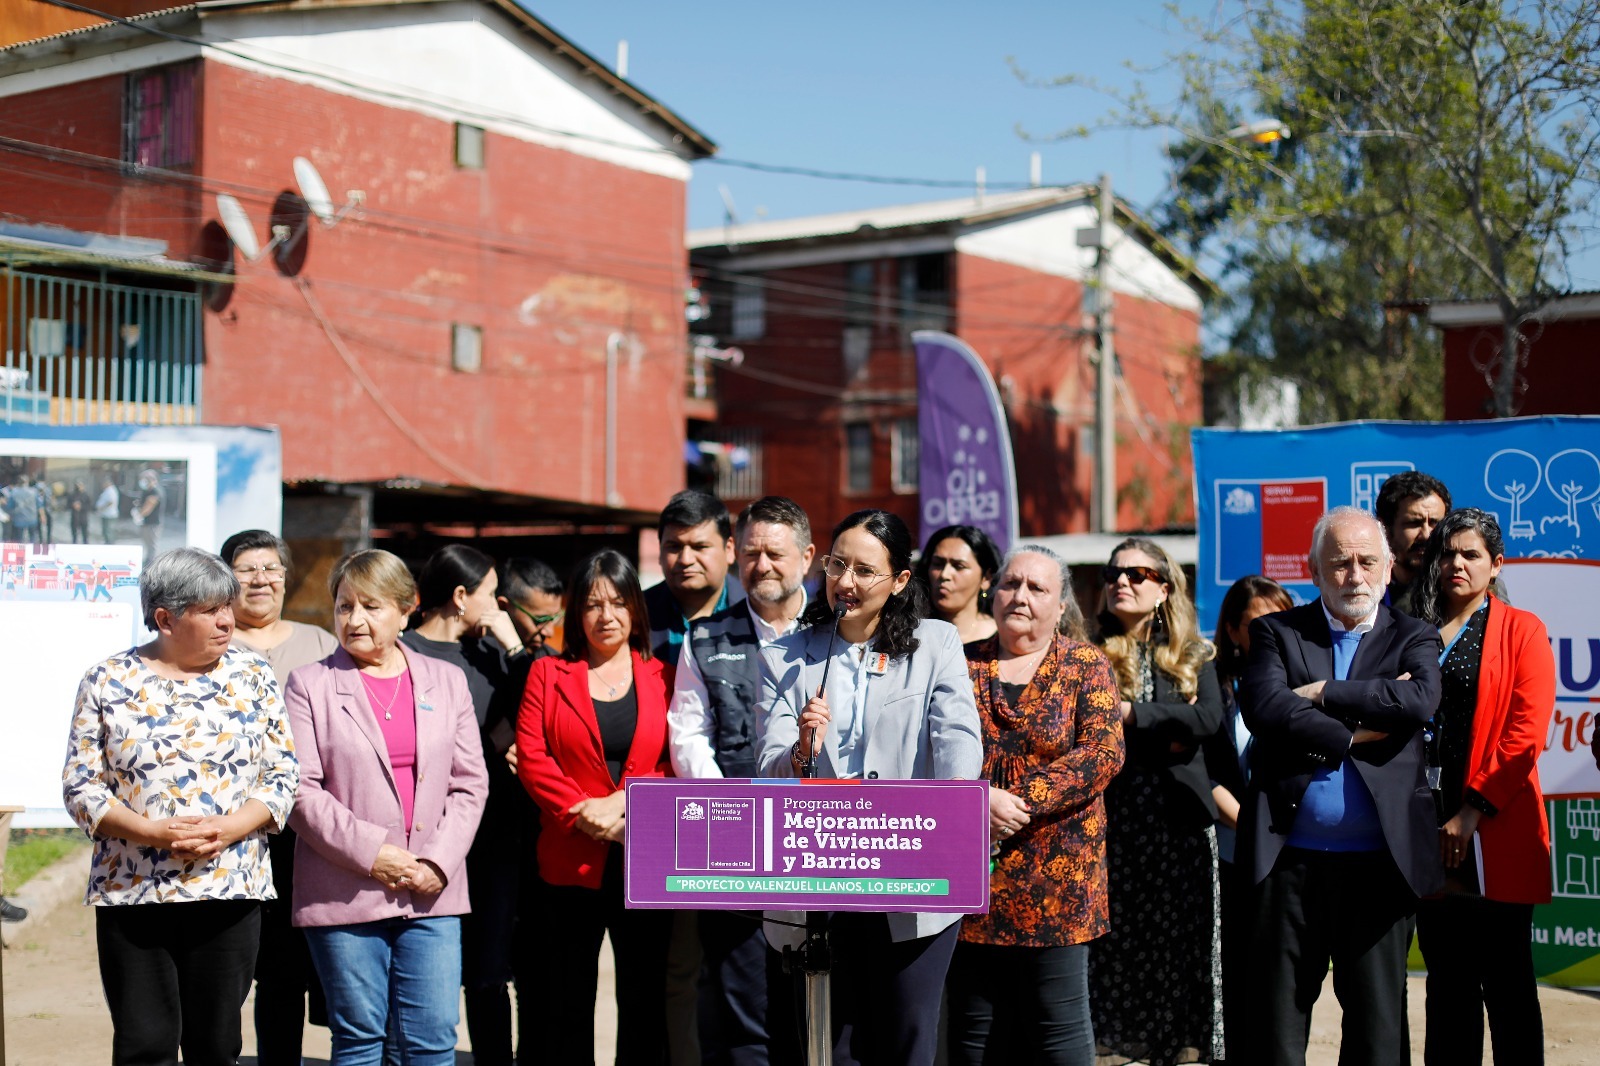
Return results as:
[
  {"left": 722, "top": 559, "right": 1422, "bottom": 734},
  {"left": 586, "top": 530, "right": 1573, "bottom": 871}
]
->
[{"left": 757, "top": 509, "right": 983, "bottom": 1066}]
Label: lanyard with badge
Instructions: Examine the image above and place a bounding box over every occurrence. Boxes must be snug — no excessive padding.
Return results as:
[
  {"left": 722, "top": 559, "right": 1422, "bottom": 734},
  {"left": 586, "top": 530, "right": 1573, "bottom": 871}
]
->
[{"left": 1424, "top": 600, "right": 1486, "bottom": 799}]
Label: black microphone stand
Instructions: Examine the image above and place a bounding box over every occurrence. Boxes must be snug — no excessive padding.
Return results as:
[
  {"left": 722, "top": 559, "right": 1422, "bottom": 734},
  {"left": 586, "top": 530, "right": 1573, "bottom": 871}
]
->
[{"left": 794, "top": 602, "right": 847, "bottom": 1066}]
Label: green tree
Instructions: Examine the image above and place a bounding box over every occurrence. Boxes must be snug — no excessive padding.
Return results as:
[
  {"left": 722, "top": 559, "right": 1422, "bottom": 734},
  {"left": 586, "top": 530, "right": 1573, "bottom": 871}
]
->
[{"left": 1045, "top": 0, "right": 1600, "bottom": 418}]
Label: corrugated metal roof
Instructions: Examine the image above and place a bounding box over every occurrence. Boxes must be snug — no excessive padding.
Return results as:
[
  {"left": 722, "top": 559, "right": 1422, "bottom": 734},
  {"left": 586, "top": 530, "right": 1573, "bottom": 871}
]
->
[
  {"left": 0, "top": 233, "right": 236, "bottom": 283},
  {"left": 0, "top": 4, "right": 198, "bottom": 52},
  {"left": 687, "top": 187, "right": 1089, "bottom": 249},
  {"left": 688, "top": 184, "right": 1220, "bottom": 300}
]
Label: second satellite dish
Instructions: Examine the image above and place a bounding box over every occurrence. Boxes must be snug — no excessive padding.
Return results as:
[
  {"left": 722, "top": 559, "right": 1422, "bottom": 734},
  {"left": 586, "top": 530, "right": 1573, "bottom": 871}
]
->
[
  {"left": 215, "top": 193, "right": 290, "bottom": 262},
  {"left": 216, "top": 193, "right": 261, "bottom": 260},
  {"left": 294, "top": 157, "right": 364, "bottom": 226}
]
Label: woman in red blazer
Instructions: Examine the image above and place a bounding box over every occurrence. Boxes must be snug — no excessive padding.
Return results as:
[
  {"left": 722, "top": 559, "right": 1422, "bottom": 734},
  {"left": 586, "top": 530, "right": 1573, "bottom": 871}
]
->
[
  {"left": 515, "top": 548, "right": 672, "bottom": 1065},
  {"left": 1414, "top": 508, "right": 1556, "bottom": 1066}
]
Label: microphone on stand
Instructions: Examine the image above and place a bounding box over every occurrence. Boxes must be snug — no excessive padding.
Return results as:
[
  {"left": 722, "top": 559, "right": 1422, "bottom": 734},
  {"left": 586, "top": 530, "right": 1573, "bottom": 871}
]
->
[{"left": 802, "top": 602, "right": 849, "bottom": 780}]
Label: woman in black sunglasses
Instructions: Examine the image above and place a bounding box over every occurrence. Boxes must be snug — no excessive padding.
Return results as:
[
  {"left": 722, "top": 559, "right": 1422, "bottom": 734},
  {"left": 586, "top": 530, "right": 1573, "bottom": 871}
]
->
[{"left": 1087, "top": 538, "right": 1224, "bottom": 1066}]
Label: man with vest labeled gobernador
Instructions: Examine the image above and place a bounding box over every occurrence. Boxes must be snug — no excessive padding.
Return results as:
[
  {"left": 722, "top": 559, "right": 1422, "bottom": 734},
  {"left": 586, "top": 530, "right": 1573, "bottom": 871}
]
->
[{"left": 669, "top": 495, "right": 815, "bottom": 1066}]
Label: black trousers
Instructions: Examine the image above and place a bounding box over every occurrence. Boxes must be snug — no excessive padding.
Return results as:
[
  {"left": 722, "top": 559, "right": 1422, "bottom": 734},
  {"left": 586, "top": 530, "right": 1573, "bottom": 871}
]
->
[
  {"left": 771, "top": 915, "right": 960, "bottom": 1066},
  {"left": 97, "top": 899, "right": 261, "bottom": 1066},
  {"left": 698, "top": 911, "right": 777, "bottom": 1066},
  {"left": 538, "top": 848, "right": 673, "bottom": 1065},
  {"left": 461, "top": 828, "right": 521, "bottom": 1066},
  {"left": 947, "top": 940, "right": 1094, "bottom": 1066},
  {"left": 254, "top": 828, "right": 325, "bottom": 1066},
  {"left": 1249, "top": 849, "right": 1416, "bottom": 1066},
  {"left": 1416, "top": 896, "right": 1543, "bottom": 1066},
  {"left": 1216, "top": 856, "right": 1255, "bottom": 1065}
]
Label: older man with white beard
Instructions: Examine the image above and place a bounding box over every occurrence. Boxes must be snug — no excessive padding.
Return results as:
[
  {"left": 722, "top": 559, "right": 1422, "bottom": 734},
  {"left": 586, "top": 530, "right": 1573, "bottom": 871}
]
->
[
  {"left": 1238, "top": 506, "right": 1444, "bottom": 1066},
  {"left": 668, "top": 495, "right": 815, "bottom": 1065}
]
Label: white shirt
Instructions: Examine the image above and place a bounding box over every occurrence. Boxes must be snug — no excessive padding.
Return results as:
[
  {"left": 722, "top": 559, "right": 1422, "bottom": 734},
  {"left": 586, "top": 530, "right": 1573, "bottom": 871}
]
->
[
  {"left": 668, "top": 593, "right": 807, "bottom": 779},
  {"left": 94, "top": 485, "right": 118, "bottom": 519},
  {"left": 1320, "top": 597, "right": 1379, "bottom": 634}
]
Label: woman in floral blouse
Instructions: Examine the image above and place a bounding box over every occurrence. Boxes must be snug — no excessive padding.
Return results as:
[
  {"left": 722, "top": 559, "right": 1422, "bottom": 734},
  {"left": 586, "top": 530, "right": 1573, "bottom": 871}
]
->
[
  {"left": 948, "top": 545, "right": 1124, "bottom": 1066},
  {"left": 62, "top": 547, "right": 299, "bottom": 1066}
]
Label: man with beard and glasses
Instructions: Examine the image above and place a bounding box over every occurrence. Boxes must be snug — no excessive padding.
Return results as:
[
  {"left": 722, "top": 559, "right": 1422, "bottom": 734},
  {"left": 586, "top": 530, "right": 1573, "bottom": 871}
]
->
[
  {"left": 1375, "top": 471, "right": 1451, "bottom": 617},
  {"left": 668, "top": 496, "right": 814, "bottom": 1065},
  {"left": 1239, "top": 506, "right": 1444, "bottom": 1066}
]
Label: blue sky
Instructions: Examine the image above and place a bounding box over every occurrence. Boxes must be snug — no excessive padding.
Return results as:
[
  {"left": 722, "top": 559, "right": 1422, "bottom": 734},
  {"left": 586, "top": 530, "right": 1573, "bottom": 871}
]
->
[
  {"left": 526, "top": 1, "right": 1599, "bottom": 293},
  {"left": 527, "top": 1, "right": 1190, "bottom": 231}
]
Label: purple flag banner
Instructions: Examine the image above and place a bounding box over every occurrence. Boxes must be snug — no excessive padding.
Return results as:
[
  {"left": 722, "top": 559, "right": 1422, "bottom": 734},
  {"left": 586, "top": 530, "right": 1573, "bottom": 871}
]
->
[
  {"left": 623, "top": 779, "right": 991, "bottom": 913},
  {"left": 913, "top": 330, "right": 1019, "bottom": 553}
]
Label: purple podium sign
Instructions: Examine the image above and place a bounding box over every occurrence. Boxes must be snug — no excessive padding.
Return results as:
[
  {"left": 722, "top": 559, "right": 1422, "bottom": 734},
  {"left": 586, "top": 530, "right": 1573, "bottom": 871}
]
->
[{"left": 624, "top": 779, "right": 991, "bottom": 913}]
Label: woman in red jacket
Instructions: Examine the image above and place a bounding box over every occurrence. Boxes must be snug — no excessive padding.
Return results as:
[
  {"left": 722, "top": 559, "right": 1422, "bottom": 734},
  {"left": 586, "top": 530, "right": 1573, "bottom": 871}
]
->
[
  {"left": 1414, "top": 508, "right": 1556, "bottom": 1066},
  {"left": 515, "top": 549, "right": 672, "bottom": 1065}
]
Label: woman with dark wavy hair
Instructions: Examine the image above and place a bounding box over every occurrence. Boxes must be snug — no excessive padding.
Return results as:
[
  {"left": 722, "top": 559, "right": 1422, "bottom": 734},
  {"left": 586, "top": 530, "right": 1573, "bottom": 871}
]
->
[
  {"left": 1413, "top": 508, "right": 1555, "bottom": 1065},
  {"left": 918, "top": 524, "right": 1001, "bottom": 648},
  {"left": 1089, "top": 537, "right": 1223, "bottom": 1066},
  {"left": 758, "top": 509, "right": 983, "bottom": 1066}
]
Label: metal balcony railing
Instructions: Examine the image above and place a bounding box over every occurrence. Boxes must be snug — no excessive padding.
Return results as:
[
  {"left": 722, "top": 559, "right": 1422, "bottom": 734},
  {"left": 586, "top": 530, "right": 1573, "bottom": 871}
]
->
[{"left": 1, "top": 268, "right": 203, "bottom": 425}]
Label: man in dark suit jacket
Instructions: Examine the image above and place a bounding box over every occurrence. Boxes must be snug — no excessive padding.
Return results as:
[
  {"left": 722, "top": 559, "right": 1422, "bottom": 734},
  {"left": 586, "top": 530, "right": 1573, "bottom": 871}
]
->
[{"left": 1240, "top": 506, "right": 1444, "bottom": 1066}]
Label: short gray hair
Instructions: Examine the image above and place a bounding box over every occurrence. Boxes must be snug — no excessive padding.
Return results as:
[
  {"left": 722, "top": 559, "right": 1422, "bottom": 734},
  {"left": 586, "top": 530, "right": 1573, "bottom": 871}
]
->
[
  {"left": 141, "top": 548, "right": 240, "bottom": 629},
  {"left": 1310, "top": 507, "right": 1392, "bottom": 567},
  {"left": 996, "top": 543, "right": 1087, "bottom": 638}
]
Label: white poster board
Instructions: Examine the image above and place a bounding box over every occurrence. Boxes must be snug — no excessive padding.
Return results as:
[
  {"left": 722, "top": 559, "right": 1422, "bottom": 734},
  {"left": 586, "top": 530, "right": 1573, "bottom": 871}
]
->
[{"left": 0, "top": 427, "right": 280, "bottom": 827}]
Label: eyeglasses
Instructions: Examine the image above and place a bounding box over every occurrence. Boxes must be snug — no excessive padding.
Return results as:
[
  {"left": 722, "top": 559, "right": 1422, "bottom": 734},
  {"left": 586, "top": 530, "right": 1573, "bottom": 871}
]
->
[
  {"left": 233, "top": 564, "right": 286, "bottom": 583},
  {"left": 509, "top": 599, "right": 561, "bottom": 628},
  {"left": 822, "top": 555, "right": 892, "bottom": 587},
  {"left": 1102, "top": 564, "right": 1164, "bottom": 587}
]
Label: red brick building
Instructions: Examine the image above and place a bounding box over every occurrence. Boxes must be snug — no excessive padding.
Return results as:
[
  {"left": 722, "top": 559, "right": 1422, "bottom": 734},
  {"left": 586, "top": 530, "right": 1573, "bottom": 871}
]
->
[
  {"left": 0, "top": 0, "right": 713, "bottom": 573},
  {"left": 1426, "top": 294, "right": 1600, "bottom": 418},
  {"left": 689, "top": 188, "right": 1211, "bottom": 537}
]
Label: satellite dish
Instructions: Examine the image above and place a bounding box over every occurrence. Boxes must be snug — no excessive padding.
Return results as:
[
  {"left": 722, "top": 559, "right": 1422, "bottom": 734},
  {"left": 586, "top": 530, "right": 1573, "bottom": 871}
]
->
[
  {"left": 294, "top": 156, "right": 364, "bottom": 227},
  {"left": 294, "top": 157, "right": 335, "bottom": 224},
  {"left": 216, "top": 193, "right": 291, "bottom": 262},
  {"left": 216, "top": 193, "right": 261, "bottom": 260}
]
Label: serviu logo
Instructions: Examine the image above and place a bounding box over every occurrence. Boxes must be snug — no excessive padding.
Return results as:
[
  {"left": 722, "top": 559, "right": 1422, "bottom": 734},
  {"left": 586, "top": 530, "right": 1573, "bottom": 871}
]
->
[
  {"left": 680, "top": 801, "right": 706, "bottom": 822},
  {"left": 1223, "top": 486, "right": 1256, "bottom": 516}
]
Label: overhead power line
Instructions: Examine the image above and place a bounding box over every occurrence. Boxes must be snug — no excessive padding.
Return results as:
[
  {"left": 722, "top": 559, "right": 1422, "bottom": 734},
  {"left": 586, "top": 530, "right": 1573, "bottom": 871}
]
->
[{"left": 31, "top": 0, "right": 1047, "bottom": 192}]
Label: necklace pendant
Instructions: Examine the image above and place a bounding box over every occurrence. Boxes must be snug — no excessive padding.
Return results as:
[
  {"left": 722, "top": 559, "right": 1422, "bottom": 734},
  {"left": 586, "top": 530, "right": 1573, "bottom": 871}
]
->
[{"left": 385, "top": 711, "right": 392, "bottom": 720}]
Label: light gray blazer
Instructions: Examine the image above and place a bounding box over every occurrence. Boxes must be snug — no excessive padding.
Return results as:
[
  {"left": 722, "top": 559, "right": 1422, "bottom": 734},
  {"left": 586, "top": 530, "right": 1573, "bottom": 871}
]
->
[{"left": 756, "top": 617, "right": 982, "bottom": 943}]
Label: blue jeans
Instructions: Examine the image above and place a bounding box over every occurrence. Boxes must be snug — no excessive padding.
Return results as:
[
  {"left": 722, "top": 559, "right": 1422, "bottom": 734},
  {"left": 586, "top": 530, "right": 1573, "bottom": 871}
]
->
[{"left": 304, "top": 916, "right": 461, "bottom": 1066}]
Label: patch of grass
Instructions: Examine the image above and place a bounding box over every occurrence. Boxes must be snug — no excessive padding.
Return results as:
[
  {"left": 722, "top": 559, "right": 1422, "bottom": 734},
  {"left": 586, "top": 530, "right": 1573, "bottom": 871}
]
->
[{"left": 5, "top": 828, "right": 88, "bottom": 893}]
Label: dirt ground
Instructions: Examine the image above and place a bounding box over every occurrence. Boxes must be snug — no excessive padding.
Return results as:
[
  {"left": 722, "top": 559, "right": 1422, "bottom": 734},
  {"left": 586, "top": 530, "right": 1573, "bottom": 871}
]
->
[{"left": 3, "top": 880, "right": 1598, "bottom": 1065}]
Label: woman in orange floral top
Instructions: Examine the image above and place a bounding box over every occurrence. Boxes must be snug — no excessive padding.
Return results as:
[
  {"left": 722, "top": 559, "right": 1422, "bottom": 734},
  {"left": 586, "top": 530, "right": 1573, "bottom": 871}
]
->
[
  {"left": 62, "top": 547, "right": 298, "bottom": 1066},
  {"left": 948, "top": 544, "right": 1124, "bottom": 1066}
]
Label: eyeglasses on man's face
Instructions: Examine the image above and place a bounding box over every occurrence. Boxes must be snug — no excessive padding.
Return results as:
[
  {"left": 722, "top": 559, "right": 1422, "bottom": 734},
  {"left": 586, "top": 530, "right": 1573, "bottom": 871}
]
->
[
  {"left": 509, "top": 599, "right": 561, "bottom": 629},
  {"left": 1102, "top": 564, "right": 1163, "bottom": 587},
  {"left": 822, "top": 555, "right": 892, "bottom": 587}
]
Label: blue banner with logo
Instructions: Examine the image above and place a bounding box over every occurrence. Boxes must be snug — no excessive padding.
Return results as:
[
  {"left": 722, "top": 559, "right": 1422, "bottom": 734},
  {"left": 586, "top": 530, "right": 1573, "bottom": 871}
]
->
[
  {"left": 1193, "top": 416, "right": 1600, "bottom": 986},
  {"left": 913, "top": 331, "right": 1019, "bottom": 553}
]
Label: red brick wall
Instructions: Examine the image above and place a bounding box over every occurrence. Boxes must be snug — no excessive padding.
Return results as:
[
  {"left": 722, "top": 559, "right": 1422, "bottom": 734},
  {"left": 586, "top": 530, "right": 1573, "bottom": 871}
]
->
[
  {"left": 708, "top": 249, "right": 1201, "bottom": 540},
  {"left": 712, "top": 259, "right": 920, "bottom": 533},
  {"left": 956, "top": 253, "right": 1200, "bottom": 533},
  {"left": 0, "top": 68, "right": 204, "bottom": 254},
  {"left": 1, "top": 59, "right": 692, "bottom": 510},
  {"left": 1442, "top": 319, "right": 1600, "bottom": 418}
]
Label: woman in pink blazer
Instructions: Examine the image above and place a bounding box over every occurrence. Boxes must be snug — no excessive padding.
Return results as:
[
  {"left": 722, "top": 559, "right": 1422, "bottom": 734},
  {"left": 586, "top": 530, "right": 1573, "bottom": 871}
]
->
[
  {"left": 286, "top": 549, "right": 488, "bottom": 1066},
  {"left": 516, "top": 548, "right": 673, "bottom": 1065}
]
